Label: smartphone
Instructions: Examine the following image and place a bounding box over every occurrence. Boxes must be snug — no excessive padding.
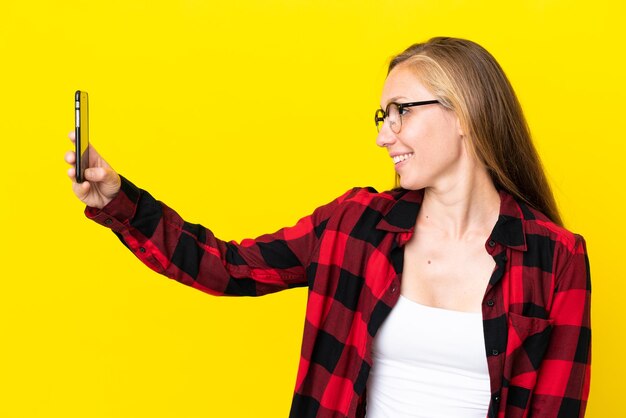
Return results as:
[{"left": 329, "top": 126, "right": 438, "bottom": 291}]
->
[{"left": 74, "top": 90, "right": 89, "bottom": 183}]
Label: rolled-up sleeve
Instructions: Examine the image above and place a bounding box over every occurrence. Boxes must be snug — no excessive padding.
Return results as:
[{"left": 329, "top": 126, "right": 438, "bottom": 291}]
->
[{"left": 86, "top": 175, "right": 350, "bottom": 297}]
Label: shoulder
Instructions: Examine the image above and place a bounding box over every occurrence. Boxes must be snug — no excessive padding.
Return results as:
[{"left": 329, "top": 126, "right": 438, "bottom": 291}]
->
[
  {"left": 310, "top": 186, "right": 407, "bottom": 228},
  {"left": 514, "top": 200, "right": 588, "bottom": 283},
  {"left": 334, "top": 186, "right": 398, "bottom": 206},
  {"left": 519, "top": 202, "right": 584, "bottom": 254},
  {"left": 328, "top": 186, "right": 414, "bottom": 217}
]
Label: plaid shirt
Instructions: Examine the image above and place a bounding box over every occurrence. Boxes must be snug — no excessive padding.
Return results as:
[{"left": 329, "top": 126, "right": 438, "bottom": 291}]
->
[{"left": 86, "top": 176, "right": 591, "bottom": 418}]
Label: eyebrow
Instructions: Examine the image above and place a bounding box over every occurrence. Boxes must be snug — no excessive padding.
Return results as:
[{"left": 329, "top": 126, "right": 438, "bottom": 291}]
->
[{"left": 380, "top": 96, "right": 409, "bottom": 109}]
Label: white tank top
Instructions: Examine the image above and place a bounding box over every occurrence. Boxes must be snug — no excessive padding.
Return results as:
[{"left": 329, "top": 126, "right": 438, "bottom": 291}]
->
[{"left": 366, "top": 295, "right": 491, "bottom": 418}]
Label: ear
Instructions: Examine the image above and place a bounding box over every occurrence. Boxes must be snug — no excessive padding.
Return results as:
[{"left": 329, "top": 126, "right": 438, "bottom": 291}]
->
[{"left": 455, "top": 114, "right": 466, "bottom": 138}]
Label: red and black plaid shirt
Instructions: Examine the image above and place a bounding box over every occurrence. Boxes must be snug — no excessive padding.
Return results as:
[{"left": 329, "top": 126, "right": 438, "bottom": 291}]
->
[{"left": 86, "top": 176, "right": 591, "bottom": 418}]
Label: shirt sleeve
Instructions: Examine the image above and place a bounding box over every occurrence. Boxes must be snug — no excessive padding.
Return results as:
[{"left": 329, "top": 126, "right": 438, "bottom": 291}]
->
[
  {"left": 531, "top": 234, "right": 592, "bottom": 417},
  {"left": 85, "top": 175, "right": 348, "bottom": 297}
]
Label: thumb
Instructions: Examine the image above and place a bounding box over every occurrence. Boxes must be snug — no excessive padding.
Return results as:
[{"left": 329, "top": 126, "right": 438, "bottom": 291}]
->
[
  {"left": 73, "top": 178, "right": 92, "bottom": 201},
  {"left": 84, "top": 167, "right": 110, "bottom": 183}
]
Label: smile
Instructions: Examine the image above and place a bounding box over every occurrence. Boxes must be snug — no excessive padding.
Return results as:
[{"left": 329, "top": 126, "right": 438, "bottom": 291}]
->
[{"left": 392, "top": 153, "right": 414, "bottom": 164}]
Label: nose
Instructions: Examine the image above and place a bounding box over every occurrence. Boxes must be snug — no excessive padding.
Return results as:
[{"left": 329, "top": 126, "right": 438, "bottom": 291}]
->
[{"left": 376, "top": 122, "right": 397, "bottom": 148}]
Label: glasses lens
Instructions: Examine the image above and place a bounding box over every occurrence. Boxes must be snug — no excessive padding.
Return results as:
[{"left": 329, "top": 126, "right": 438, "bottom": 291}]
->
[
  {"left": 375, "top": 109, "right": 384, "bottom": 132},
  {"left": 387, "top": 103, "right": 401, "bottom": 133}
]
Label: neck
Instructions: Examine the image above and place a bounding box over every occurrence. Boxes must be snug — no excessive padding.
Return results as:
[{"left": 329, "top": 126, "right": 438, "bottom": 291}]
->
[{"left": 419, "top": 166, "right": 501, "bottom": 241}]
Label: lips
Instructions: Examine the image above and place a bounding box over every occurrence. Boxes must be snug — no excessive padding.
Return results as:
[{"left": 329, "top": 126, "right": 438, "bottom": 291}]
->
[{"left": 392, "top": 153, "right": 414, "bottom": 164}]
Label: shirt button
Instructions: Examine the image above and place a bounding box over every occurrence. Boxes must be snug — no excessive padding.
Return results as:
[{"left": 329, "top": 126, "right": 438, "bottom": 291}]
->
[
  {"left": 390, "top": 285, "right": 397, "bottom": 293},
  {"left": 139, "top": 247, "right": 146, "bottom": 253},
  {"left": 486, "top": 299, "right": 495, "bottom": 307},
  {"left": 494, "top": 395, "right": 500, "bottom": 402},
  {"left": 104, "top": 218, "right": 113, "bottom": 225},
  {"left": 488, "top": 240, "right": 496, "bottom": 247},
  {"left": 491, "top": 349, "right": 500, "bottom": 356}
]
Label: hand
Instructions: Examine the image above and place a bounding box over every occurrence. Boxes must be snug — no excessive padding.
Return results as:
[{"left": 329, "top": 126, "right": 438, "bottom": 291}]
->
[{"left": 65, "top": 132, "right": 121, "bottom": 209}]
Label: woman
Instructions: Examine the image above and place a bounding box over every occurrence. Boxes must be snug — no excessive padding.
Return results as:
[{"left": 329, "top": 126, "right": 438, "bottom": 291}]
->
[{"left": 65, "top": 37, "right": 591, "bottom": 418}]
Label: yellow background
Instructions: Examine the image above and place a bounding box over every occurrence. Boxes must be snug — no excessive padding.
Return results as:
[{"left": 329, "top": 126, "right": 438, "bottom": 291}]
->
[{"left": 1, "top": 0, "right": 624, "bottom": 416}]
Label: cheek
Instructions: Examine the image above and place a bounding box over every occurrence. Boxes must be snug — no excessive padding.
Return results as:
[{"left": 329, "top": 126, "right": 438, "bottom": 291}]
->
[
  {"left": 403, "top": 120, "right": 460, "bottom": 158},
  {"left": 429, "top": 117, "right": 462, "bottom": 157}
]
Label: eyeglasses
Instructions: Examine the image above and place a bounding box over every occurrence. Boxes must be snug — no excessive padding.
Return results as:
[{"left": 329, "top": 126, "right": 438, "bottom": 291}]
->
[{"left": 374, "top": 100, "right": 440, "bottom": 133}]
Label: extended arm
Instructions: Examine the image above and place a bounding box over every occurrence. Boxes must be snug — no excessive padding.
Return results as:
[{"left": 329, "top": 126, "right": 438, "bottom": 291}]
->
[
  {"left": 65, "top": 133, "right": 346, "bottom": 297},
  {"left": 85, "top": 176, "right": 335, "bottom": 296}
]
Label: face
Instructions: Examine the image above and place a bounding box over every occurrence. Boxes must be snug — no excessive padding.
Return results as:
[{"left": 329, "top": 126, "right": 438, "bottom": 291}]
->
[{"left": 376, "top": 63, "right": 466, "bottom": 191}]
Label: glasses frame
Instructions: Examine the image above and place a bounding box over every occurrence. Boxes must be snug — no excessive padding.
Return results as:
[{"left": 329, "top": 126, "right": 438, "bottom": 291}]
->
[{"left": 375, "top": 99, "right": 440, "bottom": 133}]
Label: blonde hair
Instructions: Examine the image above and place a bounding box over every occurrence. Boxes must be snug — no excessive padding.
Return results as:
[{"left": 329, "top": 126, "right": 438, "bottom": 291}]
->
[{"left": 389, "top": 37, "right": 563, "bottom": 226}]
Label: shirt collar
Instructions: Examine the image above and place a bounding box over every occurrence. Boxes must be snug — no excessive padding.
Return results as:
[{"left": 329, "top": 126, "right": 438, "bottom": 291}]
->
[{"left": 375, "top": 188, "right": 528, "bottom": 251}]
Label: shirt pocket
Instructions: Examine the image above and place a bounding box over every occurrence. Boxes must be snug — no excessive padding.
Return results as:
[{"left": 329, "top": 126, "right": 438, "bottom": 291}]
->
[{"left": 503, "top": 312, "right": 553, "bottom": 390}]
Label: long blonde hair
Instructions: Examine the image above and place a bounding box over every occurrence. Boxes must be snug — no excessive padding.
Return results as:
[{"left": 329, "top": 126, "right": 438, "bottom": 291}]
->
[{"left": 389, "top": 37, "right": 563, "bottom": 226}]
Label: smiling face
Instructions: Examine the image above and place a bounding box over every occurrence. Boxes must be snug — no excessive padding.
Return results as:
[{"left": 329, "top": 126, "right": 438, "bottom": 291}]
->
[{"left": 376, "top": 62, "right": 469, "bottom": 191}]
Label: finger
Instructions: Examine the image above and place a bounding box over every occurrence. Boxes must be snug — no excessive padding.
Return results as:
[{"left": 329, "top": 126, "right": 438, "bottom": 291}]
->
[
  {"left": 65, "top": 150, "right": 76, "bottom": 164},
  {"left": 67, "top": 166, "right": 76, "bottom": 180},
  {"left": 68, "top": 131, "right": 76, "bottom": 142}
]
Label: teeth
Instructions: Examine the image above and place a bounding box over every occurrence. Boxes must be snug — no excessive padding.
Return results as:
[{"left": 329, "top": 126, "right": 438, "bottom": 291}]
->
[{"left": 392, "top": 153, "right": 414, "bottom": 164}]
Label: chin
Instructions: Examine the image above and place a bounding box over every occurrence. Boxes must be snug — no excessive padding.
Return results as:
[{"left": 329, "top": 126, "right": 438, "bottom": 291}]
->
[
  {"left": 398, "top": 177, "right": 422, "bottom": 190},
  {"left": 398, "top": 176, "right": 425, "bottom": 190}
]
